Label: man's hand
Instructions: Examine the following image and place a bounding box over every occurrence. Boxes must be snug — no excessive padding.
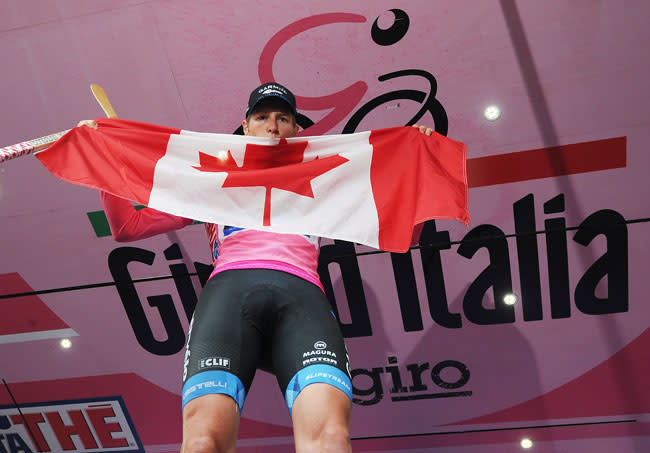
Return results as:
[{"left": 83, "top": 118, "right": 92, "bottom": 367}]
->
[
  {"left": 412, "top": 124, "right": 433, "bottom": 136},
  {"left": 77, "top": 119, "right": 98, "bottom": 130}
]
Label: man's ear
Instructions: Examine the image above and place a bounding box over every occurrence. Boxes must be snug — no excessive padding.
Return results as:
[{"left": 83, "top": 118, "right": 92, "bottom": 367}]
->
[{"left": 242, "top": 119, "right": 249, "bottom": 135}]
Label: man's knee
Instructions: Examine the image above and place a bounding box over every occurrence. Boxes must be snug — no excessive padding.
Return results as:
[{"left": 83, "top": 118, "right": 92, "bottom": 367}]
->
[
  {"left": 298, "top": 423, "right": 350, "bottom": 453},
  {"left": 182, "top": 435, "right": 219, "bottom": 453},
  {"left": 320, "top": 422, "right": 350, "bottom": 446}
]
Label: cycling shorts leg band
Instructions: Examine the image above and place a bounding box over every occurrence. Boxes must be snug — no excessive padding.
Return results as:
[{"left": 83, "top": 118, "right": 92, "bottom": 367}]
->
[
  {"left": 285, "top": 364, "right": 353, "bottom": 414},
  {"left": 182, "top": 370, "right": 246, "bottom": 411}
]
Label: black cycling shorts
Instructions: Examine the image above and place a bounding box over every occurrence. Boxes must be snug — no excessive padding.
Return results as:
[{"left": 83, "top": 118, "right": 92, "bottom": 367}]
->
[{"left": 181, "top": 269, "right": 352, "bottom": 413}]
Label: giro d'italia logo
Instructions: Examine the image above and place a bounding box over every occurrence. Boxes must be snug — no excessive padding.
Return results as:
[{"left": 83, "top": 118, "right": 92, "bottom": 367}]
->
[{"left": 232, "top": 9, "right": 448, "bottom": 137}]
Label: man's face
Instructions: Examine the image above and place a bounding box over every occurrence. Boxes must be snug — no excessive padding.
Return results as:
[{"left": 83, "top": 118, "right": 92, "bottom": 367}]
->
[{"left": 242, "top": 98, "right": 298, "bottom": 139}]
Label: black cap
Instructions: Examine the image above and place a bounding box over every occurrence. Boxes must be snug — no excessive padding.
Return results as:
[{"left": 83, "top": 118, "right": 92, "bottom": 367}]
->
[{"left": 246, "top": 82, "right": 297, "bottom": 117}]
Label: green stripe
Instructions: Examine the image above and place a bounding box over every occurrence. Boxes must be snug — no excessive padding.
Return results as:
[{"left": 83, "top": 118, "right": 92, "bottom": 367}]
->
[{"left": 86, "top": 210, "right": 113, "bottom": 237}]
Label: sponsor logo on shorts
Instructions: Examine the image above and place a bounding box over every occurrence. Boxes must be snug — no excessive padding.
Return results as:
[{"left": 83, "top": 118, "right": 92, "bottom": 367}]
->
[
  {"left": 183, "top": 380, "right": 228, "bottom": 399},
  {"left": 303, "top": 350, "right": 336, "bottom": 358},
  {"left": 303, "top": 356, "right": 338, "bottom": 366},
  {"left": 305, "top": 372, "right": 352, "bottom": 392},
  {"left": 302, "top": 346, "right": 338, "bottom": 366},
  {"left": 0, "top": 397, "right": 143, "bottom": 452},
  {"left": 199, "top": 356, "right": 231, "bottom": 369}
]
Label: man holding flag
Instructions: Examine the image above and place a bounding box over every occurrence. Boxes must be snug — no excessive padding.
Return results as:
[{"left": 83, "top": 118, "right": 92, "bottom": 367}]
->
[{"left": 68, "top": 82, "right": 466, "bottom": 452}]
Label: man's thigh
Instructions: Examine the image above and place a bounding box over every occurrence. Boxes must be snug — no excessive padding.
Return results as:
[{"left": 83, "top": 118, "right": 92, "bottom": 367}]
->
[
  {"left": 270, "top": 275, "right": 353, "bottom": 411},
  {"left": 182, "top": 271, "right": 263, "bottom": 411}
]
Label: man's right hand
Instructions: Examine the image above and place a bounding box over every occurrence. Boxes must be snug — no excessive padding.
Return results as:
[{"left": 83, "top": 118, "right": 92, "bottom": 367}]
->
[{"left": 77, "top": 119, "right": 98, "bottom": 129}]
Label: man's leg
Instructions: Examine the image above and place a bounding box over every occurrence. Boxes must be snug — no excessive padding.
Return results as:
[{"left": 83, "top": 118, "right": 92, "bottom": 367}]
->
[
  {"left": 265, "top": 272, "right": 353, "bottom": 452},
  {"left": 180, "top": 271, "right": 263, "bottom": 453},
  {"left": 181, "top": 394, "right": 240, "bottom": 453},
  {"left": 291, "top": 383, "right": 352, "bottom": 453}
]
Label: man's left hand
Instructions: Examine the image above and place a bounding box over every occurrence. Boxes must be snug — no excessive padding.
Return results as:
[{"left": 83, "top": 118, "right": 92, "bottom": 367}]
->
[{"left": 412, "top": 124, "right": 433, "bottom": 136}]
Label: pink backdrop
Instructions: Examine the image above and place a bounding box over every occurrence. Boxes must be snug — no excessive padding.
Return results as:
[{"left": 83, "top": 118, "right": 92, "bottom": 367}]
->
[{"left": 1, "top": 1, "right": 649, "bottom": 451}]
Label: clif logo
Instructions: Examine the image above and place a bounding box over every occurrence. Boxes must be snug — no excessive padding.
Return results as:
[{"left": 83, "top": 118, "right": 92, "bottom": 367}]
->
[
  {"left": 199, "top": 357, "right": 230, "bottom": 369},
  {"left": 0, "top": 397, "right": 143, "bottom": 452}
]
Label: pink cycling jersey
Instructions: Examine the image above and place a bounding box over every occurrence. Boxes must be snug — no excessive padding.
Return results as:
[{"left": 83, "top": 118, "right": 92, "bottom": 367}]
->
[{"left": 101, "top": 192, "right": 323, "bottom": 289}]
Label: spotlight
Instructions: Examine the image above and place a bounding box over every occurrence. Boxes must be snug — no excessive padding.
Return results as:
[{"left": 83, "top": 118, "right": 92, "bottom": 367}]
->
[
  {"left": 520, "top": 438, "right": 533, "bottom": 449},
  {"left": 503, "top": 293, "right": 518, "bottom": 305},
  {"left": 484, "top": 105, "right": 501, "bottom": 120},
  {"left": 60, "top": 338, "right": 72, "bottom": 349}
]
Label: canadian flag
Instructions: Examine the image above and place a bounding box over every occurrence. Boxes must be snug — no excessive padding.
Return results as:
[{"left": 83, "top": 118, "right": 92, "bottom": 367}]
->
[{"left": 37, "top": 118, "right": 469, "bottom": 252}]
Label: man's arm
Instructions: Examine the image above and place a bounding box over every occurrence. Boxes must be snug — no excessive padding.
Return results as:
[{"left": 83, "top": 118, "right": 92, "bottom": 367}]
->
[
  {"left": 76, "top": 120, "right": 193, "bottom": 241},
  {"left": 410, "top": 222, "right": 424, "bottom": 247},
  {"left": 101, "top": 191, "right": 192, "bottom": 242}
]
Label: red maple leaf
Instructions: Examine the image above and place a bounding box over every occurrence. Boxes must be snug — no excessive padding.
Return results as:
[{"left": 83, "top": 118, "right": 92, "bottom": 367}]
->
[{"left": 193, "top": 139, "right": 349, "bottom": 225}]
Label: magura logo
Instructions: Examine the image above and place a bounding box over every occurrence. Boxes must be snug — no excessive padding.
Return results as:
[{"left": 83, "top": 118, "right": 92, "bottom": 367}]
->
[
  {"left": 0, "top": 397, "right": 143, "bottom": 452},
  {"left": 302, "top": 343, "right": 338, "bottom": 367}
]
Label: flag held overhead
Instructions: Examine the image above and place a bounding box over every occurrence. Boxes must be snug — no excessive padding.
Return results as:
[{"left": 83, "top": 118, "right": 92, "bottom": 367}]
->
[{"left": 36, "top": 118, "right": 469, "bottom": 252}]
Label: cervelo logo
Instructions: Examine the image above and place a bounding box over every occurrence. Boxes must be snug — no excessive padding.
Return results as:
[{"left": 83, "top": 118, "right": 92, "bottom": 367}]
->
[{"left": 0, "top": 397, "right": 143, "bottom": 452}]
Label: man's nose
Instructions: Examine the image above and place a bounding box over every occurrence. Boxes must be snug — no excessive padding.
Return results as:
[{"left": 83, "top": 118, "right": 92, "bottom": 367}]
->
[{"left": 266, "top": 119, "right": 279, "bottom": 133}]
